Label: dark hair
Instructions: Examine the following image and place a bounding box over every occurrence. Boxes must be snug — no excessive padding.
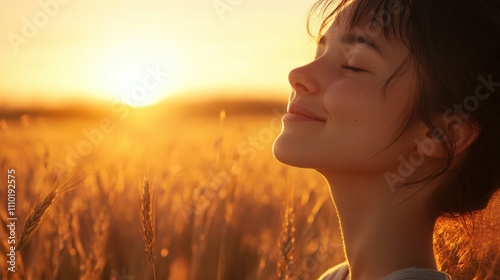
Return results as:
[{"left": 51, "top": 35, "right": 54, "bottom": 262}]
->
[{"left": 308, "top": 0, "right": 500, "bottom": 217}]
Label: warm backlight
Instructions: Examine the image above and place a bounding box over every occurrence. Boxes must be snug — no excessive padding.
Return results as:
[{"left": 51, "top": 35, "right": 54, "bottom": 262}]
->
[{"left": 94, "top": 39, "right": 186, "bottom": 107}]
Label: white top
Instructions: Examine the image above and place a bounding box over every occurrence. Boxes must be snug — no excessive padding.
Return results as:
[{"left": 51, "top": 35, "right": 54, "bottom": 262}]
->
[{"left": 319, "top": 262, "right": 452, "bottom": 280}]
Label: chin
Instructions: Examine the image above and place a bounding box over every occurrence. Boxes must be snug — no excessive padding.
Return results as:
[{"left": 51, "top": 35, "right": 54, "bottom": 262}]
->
[{"left": 272, "top": 134, "right": 317, "bottom": 168}]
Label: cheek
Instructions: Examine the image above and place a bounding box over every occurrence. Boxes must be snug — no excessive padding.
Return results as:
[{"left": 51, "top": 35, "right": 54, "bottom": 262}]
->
[
  {"left": 323, "top": 81, "right": 383, "bottom": 133},
  {"left": 321, "top": 82, "right": 414, "bottom": 166},
  {"left": 324, "top": 77, "right": 412, "bottom": 132}
]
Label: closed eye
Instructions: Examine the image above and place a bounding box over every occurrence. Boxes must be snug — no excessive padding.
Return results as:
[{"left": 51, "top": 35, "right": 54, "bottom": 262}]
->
[{"left": 341, "top": 65, "right": 366, "bottom": 73}]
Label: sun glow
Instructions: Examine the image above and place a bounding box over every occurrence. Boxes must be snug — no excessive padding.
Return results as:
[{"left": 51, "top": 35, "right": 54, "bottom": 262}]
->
[
  {"left": 94, "top": 39, "right": 187, "bottom": 107},
  {"left": 0, "top": 1, "right": 316, "bottom": 106}
]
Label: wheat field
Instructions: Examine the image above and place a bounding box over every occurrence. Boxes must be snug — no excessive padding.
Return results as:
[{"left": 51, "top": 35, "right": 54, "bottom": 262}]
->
[{"left": 0, "top": 100, "right": 498, "bottom": 280}]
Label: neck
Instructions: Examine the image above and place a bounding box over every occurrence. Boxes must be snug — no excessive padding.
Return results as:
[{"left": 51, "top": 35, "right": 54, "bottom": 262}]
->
[{"left": 319, "top": 171, "right": 438, "bottom": 280}]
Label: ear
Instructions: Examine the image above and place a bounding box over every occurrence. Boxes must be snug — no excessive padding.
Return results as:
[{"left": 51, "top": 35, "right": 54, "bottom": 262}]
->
[{"left": 416, "top": 115, "right": 481, "bottom": 158}]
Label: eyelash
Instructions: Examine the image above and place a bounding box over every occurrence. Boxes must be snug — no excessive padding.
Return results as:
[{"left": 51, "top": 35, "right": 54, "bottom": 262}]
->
[{"left": 341, "top": 65, "right": 365, "bottom": 73}]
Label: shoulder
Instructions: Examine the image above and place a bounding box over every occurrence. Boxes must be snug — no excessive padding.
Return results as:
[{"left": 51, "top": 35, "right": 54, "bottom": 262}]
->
[
  {"left": 318, "top": 263, "right": 451, "bottom": 280},
  {"left": 380, "top": 267, "right": 452, "bottom": 280},
  {"left": 318, "top": 262, "right": 349, "bottom": 280}
]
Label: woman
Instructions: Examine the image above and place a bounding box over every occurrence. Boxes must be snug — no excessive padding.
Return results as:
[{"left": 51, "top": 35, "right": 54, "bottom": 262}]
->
[{"left": 272, "top": 0, "right": 500, "bottom": 279}]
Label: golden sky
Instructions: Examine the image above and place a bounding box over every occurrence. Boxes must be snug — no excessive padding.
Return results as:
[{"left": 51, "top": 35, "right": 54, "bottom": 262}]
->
[{"left": 0, "top": 0, "right": 318, "bottom": 107}]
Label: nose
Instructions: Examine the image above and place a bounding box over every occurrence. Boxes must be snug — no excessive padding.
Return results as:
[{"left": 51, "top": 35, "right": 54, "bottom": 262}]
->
[{"left": 288, "top": 63, "right": 320, "bottom": 95}]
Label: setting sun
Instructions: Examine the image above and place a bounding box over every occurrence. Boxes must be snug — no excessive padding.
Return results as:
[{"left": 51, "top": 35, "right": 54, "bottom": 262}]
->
[
  {"left": 104, "top": 64, "right": 169, "bottom": 107},
  {"left": 93, "top": 39, "right": 187, "bottom": 107}
]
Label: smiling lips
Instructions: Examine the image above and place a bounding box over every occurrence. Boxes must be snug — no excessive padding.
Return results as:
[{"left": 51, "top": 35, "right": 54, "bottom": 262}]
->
[{"left": 283, "top": 103, "right": 326, "bottom": 122}]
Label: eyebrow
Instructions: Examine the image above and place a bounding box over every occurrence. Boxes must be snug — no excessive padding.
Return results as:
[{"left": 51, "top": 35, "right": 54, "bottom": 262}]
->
[{"left": 318, "top": 33, "right": 383, "bottom": 56}]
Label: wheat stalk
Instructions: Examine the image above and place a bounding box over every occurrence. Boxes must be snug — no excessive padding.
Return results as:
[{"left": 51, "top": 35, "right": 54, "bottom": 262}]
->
[
  {"left": 50, "top": 211, "right": 71, "bottom": 280},
  {"left": 278, "top": 199, "right": 296, "bottom": 280},
  {"left": 16, "top": 189, "right": 58, "bottom": 251},
  {"left": 88, "top": 209, "right": 110, "bottom": 279},
  {"left": 140, "top": 175, "right": 157, "bottom": 280}
]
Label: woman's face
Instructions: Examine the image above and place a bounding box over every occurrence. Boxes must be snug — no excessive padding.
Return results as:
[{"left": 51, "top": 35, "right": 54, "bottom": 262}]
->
[{"left": 273, "top": 14, "right": 423, "bottom": 175}]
